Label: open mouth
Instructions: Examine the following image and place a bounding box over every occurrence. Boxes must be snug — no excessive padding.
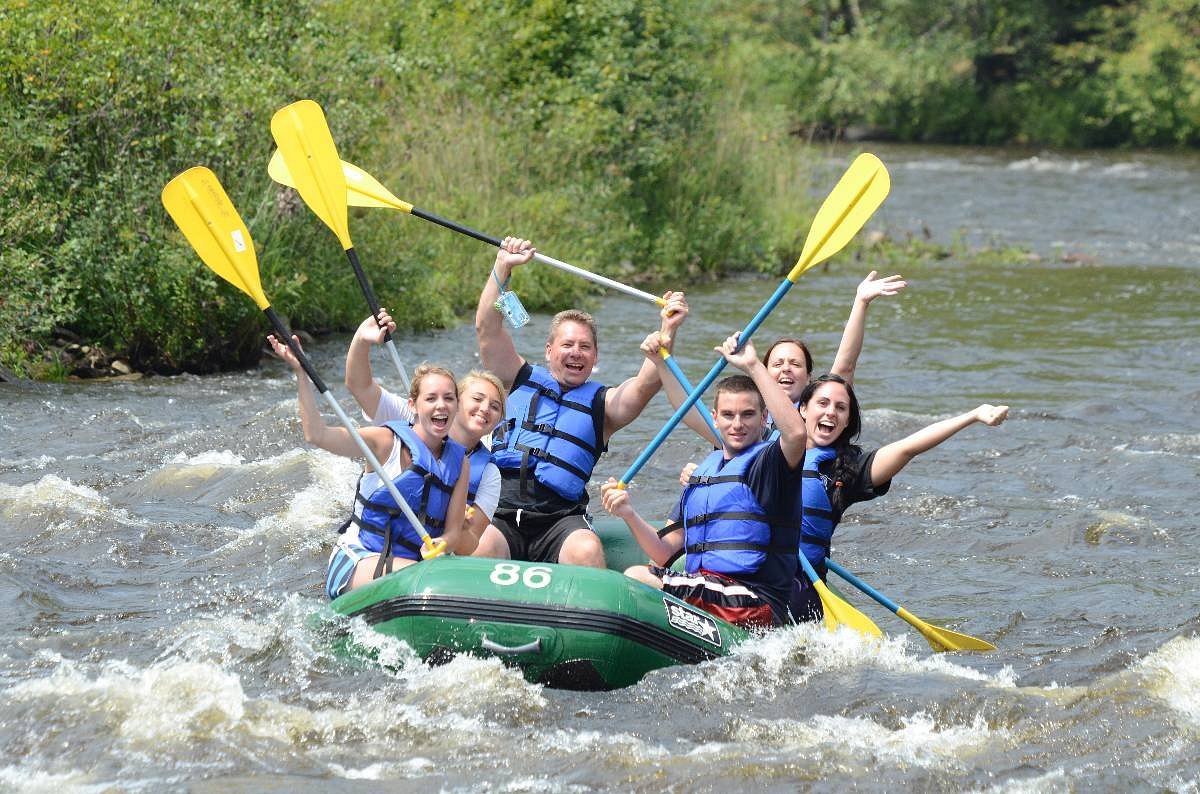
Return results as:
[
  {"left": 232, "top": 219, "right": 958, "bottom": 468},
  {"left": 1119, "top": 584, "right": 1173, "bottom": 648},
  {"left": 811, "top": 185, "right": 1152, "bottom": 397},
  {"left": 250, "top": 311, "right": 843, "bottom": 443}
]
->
[
  {"left": 816, "top": 419, "right": 837, "bottom": 435},
  {"left": 564, "top": 362, "right": 586, "bottom": 374},
  {"left": 777, "top": 375, "right": 794, "bottom": 387},
  {"left": 430, "top": 413, "right": 450, "bottom": 431}
]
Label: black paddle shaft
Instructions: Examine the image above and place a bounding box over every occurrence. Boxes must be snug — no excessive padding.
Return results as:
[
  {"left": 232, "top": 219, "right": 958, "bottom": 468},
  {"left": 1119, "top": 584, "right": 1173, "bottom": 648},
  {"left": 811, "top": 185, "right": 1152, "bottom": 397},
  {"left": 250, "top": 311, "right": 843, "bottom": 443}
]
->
[
  {"left": 264, "top": 307, "right": 329, "bottom": 393},
  {"left": 411, "top": 207, "right": 502, "bottom": 248},
  {"left": 345, "top": 248, "right": 392, "bottom": 343}
]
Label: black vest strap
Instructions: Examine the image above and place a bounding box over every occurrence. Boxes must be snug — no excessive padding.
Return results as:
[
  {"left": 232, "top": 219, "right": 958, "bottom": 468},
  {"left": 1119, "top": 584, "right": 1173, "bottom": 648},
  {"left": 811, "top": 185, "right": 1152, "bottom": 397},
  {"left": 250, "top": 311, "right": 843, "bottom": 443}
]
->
[
  {"left": 683, "top": 510, "right": 800, "bottom": 531},
  {"left": 685, "top": 540, "right": 796, "bottom": 555}
]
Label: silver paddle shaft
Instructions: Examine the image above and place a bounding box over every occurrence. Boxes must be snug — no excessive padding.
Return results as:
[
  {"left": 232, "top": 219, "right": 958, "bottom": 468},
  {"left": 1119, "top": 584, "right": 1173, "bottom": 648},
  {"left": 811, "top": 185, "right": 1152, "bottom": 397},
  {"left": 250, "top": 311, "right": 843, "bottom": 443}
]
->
[
  {"left": 319, "top": 389, "right": 432, "bottom": 546},
  {"left": 533, "top": 252, "right": 662, "bottom": 306}
]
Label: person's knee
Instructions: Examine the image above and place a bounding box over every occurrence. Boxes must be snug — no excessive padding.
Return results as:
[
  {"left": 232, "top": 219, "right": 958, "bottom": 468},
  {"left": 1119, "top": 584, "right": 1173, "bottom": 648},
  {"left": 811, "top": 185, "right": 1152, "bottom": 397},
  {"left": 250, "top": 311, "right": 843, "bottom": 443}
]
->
[
  {"left": 471, "top": 524, "right": 511, "bottom": 559},
  {"left": 623, "top": 564, "right": 662, "bottom": 588},
  {"left": 558, "top": 530, "right": 605, "bottom": 568}
]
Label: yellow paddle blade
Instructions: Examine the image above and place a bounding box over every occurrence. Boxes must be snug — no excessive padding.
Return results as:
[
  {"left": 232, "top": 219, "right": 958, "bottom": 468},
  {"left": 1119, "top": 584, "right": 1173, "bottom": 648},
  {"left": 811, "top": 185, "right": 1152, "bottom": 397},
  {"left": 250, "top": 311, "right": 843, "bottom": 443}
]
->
[
  {"left": 161, "top": 166, "right": 269, "bottom": 310},
  {"left": 814, "top": 580, "right": 884, "bottom": 638},
  {"left": 343, "top": 160, "right": 413, "bottom": 213},
  {"left": 788, "top": 153, "right": 891, "bottom": 281},
  {"left": 897, "top": 607, "right": 996, "bottom": 652},
  {"left": 267, "top": 150, "right": 414, "bottom": 213},
  {"left": 270, "top": 100, "right": 353, "bottom": 250}
]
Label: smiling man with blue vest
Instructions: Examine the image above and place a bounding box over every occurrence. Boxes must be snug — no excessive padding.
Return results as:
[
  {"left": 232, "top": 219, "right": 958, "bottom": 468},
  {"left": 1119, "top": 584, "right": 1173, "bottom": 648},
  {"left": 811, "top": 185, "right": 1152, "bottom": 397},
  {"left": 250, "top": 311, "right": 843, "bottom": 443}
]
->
[
  {"left": 600, "top": 332, "right": 807, "bottom": 628},
  {"left": 474, "top": 236, "right": 686, "bottom": 568}
]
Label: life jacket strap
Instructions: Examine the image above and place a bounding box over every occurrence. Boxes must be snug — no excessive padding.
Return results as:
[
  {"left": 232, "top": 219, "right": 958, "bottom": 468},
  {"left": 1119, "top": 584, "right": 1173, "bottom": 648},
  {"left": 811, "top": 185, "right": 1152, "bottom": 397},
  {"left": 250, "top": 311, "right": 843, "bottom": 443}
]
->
[
  {"left": 800, "top": 533, "right": 832, "bottom": 552},
  {"left": 685, "top": 540, "right": 796, "bottom": 555},
  {"left": 686, "top": 474, "right": 744, "bottom": 486},
  {"left": 683, "top": 510, "right": 799, "bottom": 531},
  {"left": 519, "top": 420, "right": 599, "bottom": 456}
]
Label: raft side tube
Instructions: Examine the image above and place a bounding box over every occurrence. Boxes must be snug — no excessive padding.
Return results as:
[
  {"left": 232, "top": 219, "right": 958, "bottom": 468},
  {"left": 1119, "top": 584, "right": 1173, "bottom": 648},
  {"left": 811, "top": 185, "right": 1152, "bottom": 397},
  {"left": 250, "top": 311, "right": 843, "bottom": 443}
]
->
[{"left": 332, "top": 556, "right": 748, "bottom": 690}]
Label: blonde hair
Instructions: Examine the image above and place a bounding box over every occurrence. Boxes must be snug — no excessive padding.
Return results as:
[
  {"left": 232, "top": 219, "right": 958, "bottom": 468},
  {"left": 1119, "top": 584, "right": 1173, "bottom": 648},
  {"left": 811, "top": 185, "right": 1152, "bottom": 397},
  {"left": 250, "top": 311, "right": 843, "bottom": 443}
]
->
[
  {"left": 408, "top": 362, "right": 458, "bottom": 402},
  {"left": 547, "top": 309, "right": 598, "bottom": 349},
  {"left": 458, "top": 369, "right": 507, "bottom": 417}
]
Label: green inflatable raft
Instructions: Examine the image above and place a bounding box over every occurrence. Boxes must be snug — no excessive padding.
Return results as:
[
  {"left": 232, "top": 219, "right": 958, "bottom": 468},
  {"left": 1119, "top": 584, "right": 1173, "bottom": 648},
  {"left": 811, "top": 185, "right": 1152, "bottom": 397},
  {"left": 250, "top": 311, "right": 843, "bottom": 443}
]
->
[{"left": 331, "top": 519, "right": 748, "bottom": 690}]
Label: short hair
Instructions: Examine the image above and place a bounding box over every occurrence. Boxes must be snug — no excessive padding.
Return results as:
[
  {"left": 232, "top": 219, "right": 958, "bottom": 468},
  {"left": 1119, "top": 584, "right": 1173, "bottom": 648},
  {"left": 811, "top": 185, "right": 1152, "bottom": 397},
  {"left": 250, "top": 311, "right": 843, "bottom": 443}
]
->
[
  {"left": 547, "top": 309, "right": 598, "bottom": 348},
  {"left": 458, "top": 369, "right": 507, "bottom": 417},
  {"left": 761, "top": 337, "right": 814, "bottom": 378},
  {"left": 713, "top": 374, "right": 766, "bottom": 412},
  {"left": 408, "top": 362, "right": 457, "bottom": 402}
]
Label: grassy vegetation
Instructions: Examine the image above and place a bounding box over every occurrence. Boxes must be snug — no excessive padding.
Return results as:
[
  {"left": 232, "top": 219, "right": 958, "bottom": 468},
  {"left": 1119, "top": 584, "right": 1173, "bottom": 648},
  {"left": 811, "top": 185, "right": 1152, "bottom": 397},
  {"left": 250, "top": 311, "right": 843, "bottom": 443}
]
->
[{"left": 2, "top": 0, "right": 1191, "bottom": 379}]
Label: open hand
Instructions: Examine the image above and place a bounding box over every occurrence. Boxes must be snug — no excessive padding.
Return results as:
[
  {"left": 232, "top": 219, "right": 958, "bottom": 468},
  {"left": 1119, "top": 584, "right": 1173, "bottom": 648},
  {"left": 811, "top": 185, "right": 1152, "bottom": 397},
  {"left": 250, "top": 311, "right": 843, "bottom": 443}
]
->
[{"left": 856, "top": 271, "right": 907, "bottom": 304}]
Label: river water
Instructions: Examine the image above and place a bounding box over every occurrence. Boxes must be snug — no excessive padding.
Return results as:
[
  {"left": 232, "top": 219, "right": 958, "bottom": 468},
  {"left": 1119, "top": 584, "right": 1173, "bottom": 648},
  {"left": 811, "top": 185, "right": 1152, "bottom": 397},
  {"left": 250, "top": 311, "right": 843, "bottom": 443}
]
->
[{"left": 1, "top": 145, "right": 1198, "bottom": 791}]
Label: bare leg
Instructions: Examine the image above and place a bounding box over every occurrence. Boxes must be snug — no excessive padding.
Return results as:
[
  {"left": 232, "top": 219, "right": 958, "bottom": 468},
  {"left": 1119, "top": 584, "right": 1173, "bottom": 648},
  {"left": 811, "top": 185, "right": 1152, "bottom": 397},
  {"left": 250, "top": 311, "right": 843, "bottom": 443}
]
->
[
  {"left": 471, "top": 524, "right": 512, "bottom": 559},
  {"left": 557, "top": 528, "right": 606, "bottom": 568},
  {"left": 348, "top": 554, "right": 416, "bottom": 591},
  {"left": 624, "top": 564, "right": 664, "bottom": 588}
]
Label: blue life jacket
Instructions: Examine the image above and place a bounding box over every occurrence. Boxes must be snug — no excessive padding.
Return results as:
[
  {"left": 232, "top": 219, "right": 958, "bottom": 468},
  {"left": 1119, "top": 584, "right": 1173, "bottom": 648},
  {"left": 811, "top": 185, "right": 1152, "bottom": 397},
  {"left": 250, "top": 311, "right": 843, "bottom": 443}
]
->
[
  {"left": 353, "top": 422, "right": 466, "bottom": 561},
  {"left": 678, "top": 442, "right": 800, "bottom": 577},
  {"left": 799, "top": 446, "right": 838, "bottom": 568},
  {"left": 465, "top": 441, "right": 493, "bottom": 507},
  {"left": 491, "top": 364, "right": 606, "bottom": 502}
]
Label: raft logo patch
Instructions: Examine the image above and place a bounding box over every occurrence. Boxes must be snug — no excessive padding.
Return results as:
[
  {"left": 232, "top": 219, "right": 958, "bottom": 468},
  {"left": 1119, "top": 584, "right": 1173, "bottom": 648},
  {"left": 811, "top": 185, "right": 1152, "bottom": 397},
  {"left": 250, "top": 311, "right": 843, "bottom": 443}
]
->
[{"left": 664, "top": 598, "right": 722, "bottom": 648}]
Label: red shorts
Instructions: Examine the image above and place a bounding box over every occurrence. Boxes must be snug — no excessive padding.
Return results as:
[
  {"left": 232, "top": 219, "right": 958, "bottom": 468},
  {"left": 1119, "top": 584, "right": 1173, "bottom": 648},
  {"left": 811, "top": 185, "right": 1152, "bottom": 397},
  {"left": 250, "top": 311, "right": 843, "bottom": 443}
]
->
[{"left": 650, "top": 566, "right": 778, "bottom": 629}]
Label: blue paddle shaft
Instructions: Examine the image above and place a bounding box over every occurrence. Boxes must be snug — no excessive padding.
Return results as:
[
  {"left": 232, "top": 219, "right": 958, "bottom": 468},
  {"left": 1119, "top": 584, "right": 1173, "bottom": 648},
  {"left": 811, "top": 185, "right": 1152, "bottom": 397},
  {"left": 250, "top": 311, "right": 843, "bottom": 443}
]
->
[
  {"left": 797, "top": 550, "right": 823, "bottom": 586},
  {"left": 620, "top": 279, "right": 796, "bottom": 484},
  {"left": 824, "top": 558, "right": 901, "bottom": 614},
  {"left": 660, "top": 352, "right": 721, "bottom": 440}
]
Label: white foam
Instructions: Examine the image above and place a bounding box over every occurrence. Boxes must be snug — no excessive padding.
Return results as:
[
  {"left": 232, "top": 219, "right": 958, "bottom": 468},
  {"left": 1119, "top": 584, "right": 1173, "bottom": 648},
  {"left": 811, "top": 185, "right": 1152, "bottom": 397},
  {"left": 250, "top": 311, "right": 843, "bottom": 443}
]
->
[
  {"left": 1136, "top": 635, "right": 1200, "bottom": 726},
  {"left": 1006, "top": 156, "right": 1086, "bottom": 174},
  {"left": 702, "top": 710, "right": 1003, "bottom": 769},
  {"left": 973, "top": 767, "right": 1070, "bottom": 793},
  {"left": 0, "top": 454, "right": 57, "bottom": 470},
  {"left": 167, "top": 449, "right": 246, "bottom": 467}
]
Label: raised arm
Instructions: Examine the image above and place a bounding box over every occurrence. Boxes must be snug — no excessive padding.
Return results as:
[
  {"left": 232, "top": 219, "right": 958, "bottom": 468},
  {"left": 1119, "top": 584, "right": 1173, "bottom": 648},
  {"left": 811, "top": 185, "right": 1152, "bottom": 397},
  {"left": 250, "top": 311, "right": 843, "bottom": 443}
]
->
[
  {"left": 475, "top": 237, "right": 535, "bottom": 387},
  {"left": 600, "top": 478, "right": 683, "bottom": 566},
  {"left": 344, "top": 308, "right": 396, "bottom": 418},
  {"left": 268, "top": 334, "right": 393, "bottom": 462},
  {"left": 602, "top": 291, "right": 686, "bottom": 441},
  {"left": 638, "top": 331, "right": 719, "bottom": 448},
  {"left": 829, "top": 270, "right": 907, "bottom": 385},
  {"left": 719, "top": 333, "right": 806, "bottom": 468},
  {"left": 870, "top": 404, "right": 1009, "bottom": 485}
]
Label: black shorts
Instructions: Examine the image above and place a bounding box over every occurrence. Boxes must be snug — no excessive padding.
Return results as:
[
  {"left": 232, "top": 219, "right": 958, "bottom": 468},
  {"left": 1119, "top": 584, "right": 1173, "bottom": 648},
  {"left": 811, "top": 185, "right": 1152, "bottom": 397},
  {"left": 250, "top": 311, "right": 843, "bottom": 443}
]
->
[{"left": 491, "top": 508, "right": 595, "bottom": 564}]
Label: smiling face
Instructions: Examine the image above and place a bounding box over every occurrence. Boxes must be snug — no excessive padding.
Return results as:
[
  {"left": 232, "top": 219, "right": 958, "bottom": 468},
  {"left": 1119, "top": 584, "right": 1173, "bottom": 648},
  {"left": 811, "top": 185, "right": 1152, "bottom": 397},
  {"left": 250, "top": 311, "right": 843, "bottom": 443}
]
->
[
  {"left": 763, "top": 340, "right": 812, "bottom": 404},
  {"left": 409, "top": 372, "right": 458, "bottom": 445},
  {"left": 712, "top": 379, "right": 768, "bottom": 454},
  {"left": 545, "top": 320, "right": 597, "bottom": 388},
  {"left": 799, "top": 380, "right": 852, "bottom": 448},
  {"left": 454, "top": 376, "right": 504, "bottom": 442}
]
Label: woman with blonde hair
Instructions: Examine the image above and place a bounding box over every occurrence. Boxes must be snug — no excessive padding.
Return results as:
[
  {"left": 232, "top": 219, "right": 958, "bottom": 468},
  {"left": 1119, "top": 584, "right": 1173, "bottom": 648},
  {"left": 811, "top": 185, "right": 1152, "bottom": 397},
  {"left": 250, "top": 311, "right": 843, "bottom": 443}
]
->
[{"left": 269, "top": 333, "right": 469, "bottom": 599}]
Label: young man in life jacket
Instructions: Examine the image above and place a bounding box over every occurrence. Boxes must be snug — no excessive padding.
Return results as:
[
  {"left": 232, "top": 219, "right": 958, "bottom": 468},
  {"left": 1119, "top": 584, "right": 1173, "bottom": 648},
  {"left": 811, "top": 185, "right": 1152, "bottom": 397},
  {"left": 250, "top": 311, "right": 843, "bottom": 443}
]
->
[
  {"left": 600, "top": 332, "right": 807, "bottom": 629},
  {"left": 474, "top": 236, "right": 688, "bottom": 568}
]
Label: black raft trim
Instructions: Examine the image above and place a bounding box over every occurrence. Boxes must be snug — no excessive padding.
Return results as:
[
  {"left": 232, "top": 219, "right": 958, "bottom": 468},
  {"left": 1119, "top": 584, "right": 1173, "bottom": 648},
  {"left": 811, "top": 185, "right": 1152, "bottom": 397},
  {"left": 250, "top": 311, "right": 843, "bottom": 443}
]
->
[{"left": 347, "top": 594, "right": 723, "bottom": 665}]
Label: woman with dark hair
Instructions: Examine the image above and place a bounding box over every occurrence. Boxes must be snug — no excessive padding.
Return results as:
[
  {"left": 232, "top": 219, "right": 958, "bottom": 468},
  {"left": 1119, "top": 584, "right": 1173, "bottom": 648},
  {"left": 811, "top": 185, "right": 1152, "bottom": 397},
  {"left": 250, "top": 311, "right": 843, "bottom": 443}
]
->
[
  {"left": 669, "top": 271, "right": 906, "bottom": 455},
  {"left": 790, "top": 373, "right": 1009, "bottom": 620}
]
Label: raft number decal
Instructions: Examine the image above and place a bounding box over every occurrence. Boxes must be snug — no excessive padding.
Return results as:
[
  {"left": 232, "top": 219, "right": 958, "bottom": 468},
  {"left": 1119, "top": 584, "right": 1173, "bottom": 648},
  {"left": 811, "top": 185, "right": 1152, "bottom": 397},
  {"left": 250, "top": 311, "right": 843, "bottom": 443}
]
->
[
  {"left": 663, "top": 599, "right": 722, "bottom": 648},
  {"left": 489, "top": 563, "right": 553, "bottom": 590}
]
